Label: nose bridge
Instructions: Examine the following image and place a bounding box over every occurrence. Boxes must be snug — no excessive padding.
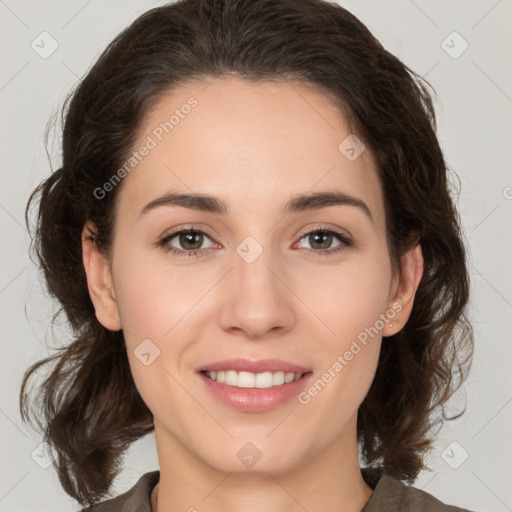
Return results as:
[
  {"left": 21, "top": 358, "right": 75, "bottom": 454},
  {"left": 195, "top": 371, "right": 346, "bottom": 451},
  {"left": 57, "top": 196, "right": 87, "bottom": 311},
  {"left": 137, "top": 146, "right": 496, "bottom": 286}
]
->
[
  {"left": 217, "top": 234, "right": 295, "bottom": 338},
  {"left": 235, "top": 234, "right": 277, "bottom": 293}
]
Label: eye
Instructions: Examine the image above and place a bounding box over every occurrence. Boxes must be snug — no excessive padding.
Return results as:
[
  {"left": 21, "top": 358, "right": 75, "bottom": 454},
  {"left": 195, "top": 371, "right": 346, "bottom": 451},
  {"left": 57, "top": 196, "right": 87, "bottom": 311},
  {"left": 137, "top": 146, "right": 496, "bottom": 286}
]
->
[
  {"left": 157, "top": 228, "right": 217, "bottom": 257},
  {"left": 295, "top": 227, "right": 352, "bottom": 256},
  {"left": 157, "top": 226, "right": 352, "bottom": 258}
]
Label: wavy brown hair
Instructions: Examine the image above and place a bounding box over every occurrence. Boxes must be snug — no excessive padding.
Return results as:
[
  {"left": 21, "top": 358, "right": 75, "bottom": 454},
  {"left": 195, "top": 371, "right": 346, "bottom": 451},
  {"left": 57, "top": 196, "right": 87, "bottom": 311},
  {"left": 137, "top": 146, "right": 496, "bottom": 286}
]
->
[{"left": 19, "top": 0, "right": 473, "bottom": 506}]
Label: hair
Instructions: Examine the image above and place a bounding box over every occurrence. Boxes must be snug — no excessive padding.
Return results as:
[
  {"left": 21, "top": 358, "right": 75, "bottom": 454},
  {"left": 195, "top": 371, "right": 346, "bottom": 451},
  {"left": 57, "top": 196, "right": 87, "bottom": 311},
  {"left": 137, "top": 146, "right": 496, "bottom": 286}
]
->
[{"left": 20, "top": 0, "right": 473, "bottom": 506}]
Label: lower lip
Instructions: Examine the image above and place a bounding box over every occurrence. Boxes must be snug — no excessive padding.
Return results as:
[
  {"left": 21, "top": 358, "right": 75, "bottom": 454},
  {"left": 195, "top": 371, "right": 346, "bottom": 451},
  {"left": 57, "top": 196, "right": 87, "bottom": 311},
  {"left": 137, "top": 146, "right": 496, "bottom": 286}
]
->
[{"left": 198, "top": 372, "right": 313, "bottom": 412}]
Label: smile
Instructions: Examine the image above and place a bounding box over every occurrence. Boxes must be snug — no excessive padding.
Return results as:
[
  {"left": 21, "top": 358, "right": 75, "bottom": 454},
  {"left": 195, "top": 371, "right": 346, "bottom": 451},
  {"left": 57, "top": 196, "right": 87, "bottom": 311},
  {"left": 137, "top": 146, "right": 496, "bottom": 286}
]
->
[{"left": 203, "top": 370, "right": 304, "bottom": 388}]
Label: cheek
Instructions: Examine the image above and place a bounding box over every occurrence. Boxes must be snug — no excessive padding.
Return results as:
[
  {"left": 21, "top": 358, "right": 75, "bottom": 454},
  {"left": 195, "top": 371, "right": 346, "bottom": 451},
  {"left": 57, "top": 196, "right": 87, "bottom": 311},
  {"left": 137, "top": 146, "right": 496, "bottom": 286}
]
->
[
  {"left": 111, "top": 246, "right": 198, "bottom": 345},
  {"left": 303, "top": 251, "right": 393, "bottom": 343},
  {"left": 296, "top": 263, "right": 390, "bottom": 426},
  {"left": 113, "top": 262, "right": 192, "bottom": 419},
  {"left": 113, "top": 237, "right": 393, "bottom": 356},
  {"left": 110, "top": 247, "right": 213, "bottom": 403},
  {"left": 298, "top": 252, "right": 391, "bottom": 401},
  {"left": 335, "top": 273, "right": 391, "bottom": 339}
]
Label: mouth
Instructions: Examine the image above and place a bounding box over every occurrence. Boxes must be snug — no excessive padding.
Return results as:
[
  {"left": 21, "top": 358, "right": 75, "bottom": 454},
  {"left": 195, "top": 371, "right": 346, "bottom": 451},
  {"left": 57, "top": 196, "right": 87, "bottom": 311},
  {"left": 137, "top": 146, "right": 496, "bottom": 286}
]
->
[
  {"left": 196, "top": 358, "right": 313, "bottom": 412},
  {"left": 201, "top": 369, "right": 309, "bottom": 389}
]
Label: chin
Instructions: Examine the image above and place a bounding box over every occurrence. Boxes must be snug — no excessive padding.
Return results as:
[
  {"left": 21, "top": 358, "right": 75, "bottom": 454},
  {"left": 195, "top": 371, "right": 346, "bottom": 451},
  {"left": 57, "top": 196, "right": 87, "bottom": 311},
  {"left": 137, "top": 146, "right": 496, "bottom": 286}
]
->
[{"left": 198, "top": 438, "right": 309, "bottom": 476}]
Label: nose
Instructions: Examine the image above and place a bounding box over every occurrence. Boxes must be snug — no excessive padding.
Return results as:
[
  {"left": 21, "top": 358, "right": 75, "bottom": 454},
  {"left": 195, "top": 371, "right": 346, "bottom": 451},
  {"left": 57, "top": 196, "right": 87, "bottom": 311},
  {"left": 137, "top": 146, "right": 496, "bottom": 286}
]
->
[{"left": 217, "top": 244, "right": 296, "bottom": 340}]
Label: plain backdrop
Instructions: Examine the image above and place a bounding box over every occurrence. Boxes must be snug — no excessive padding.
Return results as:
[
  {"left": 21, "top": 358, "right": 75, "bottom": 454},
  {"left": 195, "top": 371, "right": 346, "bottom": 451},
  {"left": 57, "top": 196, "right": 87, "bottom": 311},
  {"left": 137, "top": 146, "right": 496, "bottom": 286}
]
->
[{"left": 1, "top": 1, "right": 511, "bottom": 511}]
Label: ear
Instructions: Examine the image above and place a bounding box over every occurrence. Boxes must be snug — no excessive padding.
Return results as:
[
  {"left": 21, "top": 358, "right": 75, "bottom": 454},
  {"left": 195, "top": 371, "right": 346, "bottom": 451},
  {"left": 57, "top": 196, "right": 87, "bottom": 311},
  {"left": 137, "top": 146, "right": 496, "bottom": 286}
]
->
[
  {"left": 82, "top": 221, "right": 122, "bottom": 331},
  {"left": 382, "top": 244, "right": 424, "bottom": 337}
]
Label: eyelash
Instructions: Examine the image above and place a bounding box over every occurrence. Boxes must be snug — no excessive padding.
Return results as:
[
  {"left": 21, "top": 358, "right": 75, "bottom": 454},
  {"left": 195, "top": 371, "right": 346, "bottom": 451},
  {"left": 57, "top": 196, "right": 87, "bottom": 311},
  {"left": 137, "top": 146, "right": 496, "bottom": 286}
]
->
[{"left": 156, "top": 226, "right": 352, "bottom": 258}]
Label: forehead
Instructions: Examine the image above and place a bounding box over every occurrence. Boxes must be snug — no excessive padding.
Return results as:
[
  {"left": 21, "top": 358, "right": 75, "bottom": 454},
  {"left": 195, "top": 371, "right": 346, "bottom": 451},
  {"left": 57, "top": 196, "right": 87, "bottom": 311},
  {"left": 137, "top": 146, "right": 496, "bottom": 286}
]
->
[{"left": 118, "top": 77, "right": 385, "bottom": 228}]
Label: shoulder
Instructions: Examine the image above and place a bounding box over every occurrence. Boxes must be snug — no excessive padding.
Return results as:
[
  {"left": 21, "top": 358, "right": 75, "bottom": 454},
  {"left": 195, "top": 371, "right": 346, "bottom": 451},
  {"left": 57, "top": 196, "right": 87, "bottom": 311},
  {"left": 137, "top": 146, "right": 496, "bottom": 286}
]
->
[
  {"left": 78, "top": 471, "right": 160, "bottom": 512},
  {"left": 361, "top": 467, "right": 476, "bottom": 512},
  {"left": 76, "top": 467, "right": 477, "bottom": 511}
]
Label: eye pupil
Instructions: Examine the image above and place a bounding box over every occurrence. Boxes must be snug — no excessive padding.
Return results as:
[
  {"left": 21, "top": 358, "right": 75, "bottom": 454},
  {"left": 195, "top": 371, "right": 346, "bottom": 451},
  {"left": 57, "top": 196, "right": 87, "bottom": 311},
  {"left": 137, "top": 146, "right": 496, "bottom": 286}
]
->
[
  {"left": 310, "top": 231, "right": 332, "bottom": 249},
  {"left": 180, "top": 231, "right": 203, "bottom": 250}
]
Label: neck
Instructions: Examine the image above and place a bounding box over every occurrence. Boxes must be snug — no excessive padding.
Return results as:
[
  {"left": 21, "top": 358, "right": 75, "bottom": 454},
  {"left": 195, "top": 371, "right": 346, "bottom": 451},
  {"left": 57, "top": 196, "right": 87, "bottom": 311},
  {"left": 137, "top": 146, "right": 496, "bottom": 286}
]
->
[
  {"left": 152, "top": 417, "right": 373, "bottom": 512},
  {"left": 151, "top": 482, "right": 159, "bottom": 512}
]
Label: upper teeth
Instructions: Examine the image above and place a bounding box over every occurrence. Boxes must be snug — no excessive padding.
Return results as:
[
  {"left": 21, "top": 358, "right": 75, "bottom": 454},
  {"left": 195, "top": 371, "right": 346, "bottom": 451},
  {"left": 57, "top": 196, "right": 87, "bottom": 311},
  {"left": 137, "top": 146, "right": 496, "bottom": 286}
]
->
[{"left": 205, "top": 370, "right": 303, "bottom": 388}]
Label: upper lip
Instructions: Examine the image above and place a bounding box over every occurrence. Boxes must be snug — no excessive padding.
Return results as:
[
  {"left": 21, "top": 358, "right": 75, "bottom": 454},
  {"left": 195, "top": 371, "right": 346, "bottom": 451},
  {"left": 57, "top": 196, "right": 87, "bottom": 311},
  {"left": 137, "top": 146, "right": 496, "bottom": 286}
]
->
[{"left": 198, "top": 358, "right": 310, "bottom": 374}]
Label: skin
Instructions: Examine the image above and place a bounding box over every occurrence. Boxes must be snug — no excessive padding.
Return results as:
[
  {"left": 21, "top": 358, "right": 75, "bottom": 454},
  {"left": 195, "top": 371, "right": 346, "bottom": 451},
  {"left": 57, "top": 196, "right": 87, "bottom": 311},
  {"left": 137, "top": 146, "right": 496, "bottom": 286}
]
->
[{"left": 82, "top": 77, "right": 423, "bottom": 512}]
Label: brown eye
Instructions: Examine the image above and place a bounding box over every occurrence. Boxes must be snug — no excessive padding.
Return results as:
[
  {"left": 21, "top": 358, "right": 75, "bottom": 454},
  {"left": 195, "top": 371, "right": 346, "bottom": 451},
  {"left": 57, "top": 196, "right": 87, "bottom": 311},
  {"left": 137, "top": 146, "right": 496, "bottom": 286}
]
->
[
  {"left": 158, "top": 229, "right": 216, "bottom": 257},
  {"left": 296, "top": 228, "right": 352, "bottom": 256},
  {"left": 308, "top": 231, "right": 335, "bottom": 250},
  {"left": 176, "top": 230, "right": 204, "bottom": 251}
]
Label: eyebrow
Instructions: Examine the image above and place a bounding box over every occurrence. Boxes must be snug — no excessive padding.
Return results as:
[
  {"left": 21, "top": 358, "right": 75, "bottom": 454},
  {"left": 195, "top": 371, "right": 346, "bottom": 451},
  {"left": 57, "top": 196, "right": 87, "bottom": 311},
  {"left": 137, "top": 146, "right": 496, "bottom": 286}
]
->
[{"left": 139, "top": 190, "right": 373, "bottom": 223}]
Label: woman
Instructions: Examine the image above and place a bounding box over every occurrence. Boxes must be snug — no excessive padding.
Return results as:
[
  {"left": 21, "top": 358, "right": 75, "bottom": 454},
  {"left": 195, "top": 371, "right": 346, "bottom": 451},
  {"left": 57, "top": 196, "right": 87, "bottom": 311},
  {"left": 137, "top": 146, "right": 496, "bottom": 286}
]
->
[{"left": 19, "top": 0, "right": 475, "bottom": 510}]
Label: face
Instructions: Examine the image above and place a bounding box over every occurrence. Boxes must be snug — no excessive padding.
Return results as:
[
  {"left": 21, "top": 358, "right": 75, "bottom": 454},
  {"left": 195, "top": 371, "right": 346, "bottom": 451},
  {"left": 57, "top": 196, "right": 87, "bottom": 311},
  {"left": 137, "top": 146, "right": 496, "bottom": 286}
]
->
[{"left": 84, "top": 77, "right": 422, "bottom": 476}]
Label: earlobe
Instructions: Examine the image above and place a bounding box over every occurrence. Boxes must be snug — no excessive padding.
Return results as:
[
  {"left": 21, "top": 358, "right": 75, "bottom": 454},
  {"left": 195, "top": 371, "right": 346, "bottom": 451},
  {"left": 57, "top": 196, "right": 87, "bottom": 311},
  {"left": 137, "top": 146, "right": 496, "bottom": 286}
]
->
[
  {"left": 383, "top": 244, "right": 424, "bottom": 337},
  {"left": 81, "top": 221, "right": 122, "bottom": 331}
]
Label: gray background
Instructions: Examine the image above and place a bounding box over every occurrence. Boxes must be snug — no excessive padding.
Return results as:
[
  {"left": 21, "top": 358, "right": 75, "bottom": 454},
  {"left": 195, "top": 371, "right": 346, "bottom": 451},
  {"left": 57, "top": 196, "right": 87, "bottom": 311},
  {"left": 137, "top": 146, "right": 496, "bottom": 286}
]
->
[{"left": 1, "top": 1, "right": 511, "bottom": 511}]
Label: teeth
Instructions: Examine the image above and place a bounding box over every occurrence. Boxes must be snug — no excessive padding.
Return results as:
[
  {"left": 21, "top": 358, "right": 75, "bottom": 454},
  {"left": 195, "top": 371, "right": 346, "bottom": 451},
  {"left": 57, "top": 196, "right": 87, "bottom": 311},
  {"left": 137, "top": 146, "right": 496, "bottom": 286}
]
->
[{"left": 205, "top": 370, "right": 303, "bottom": 388}]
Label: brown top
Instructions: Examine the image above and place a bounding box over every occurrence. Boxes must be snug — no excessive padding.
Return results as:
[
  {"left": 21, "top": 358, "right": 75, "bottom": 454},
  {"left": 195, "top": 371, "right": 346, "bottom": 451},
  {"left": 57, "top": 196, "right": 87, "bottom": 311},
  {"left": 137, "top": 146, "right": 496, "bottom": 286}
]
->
[{"left": 80, "top": 468, "right": 475, "bottom": 511}]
